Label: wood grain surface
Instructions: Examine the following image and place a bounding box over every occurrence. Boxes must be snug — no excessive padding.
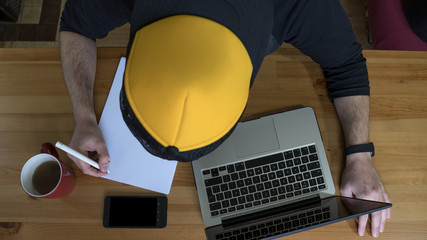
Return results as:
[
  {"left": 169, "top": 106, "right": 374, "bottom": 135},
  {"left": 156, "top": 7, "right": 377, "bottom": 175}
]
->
[{"left": 0, "top": 48, "right": 426, "bottom": 240}]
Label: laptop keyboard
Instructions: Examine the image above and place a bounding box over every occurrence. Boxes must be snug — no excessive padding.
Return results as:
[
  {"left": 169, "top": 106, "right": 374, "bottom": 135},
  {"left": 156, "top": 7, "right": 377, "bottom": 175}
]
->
[
  {"left": 214, "top": 206, "right": 331, "bottom": 240},
  {"left": 202, "top": 145, "right": 327, "bottom": 218}
]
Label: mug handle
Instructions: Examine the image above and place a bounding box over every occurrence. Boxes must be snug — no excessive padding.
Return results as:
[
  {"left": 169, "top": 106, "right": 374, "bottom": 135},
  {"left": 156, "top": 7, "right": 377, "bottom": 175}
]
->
[{"left": 41, "top": 142, "right": 60, "bottom": 160}]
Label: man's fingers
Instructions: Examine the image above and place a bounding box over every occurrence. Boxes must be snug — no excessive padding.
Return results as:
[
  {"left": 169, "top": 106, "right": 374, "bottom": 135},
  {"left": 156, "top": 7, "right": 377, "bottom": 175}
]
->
[
  {"left": 80, "top": 161, "right": 108, "bottom": 177},
  {"left": 358, "top": 214, "right": 369, "bottom": 236},
  {"left": 370, "top": 211, "right": 381, "bottom": 237}
]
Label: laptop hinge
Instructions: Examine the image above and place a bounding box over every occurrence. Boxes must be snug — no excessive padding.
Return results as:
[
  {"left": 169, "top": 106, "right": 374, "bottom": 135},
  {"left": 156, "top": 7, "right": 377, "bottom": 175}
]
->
[{"left": 221, "top": 195, "right": 321, "bottom": 228}]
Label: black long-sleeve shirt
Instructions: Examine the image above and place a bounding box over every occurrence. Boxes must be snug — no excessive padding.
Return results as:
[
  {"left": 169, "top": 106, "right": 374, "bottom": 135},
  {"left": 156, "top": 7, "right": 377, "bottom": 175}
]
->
[{"left": 60, "top": 0, "right": 369, "bottom": 101}]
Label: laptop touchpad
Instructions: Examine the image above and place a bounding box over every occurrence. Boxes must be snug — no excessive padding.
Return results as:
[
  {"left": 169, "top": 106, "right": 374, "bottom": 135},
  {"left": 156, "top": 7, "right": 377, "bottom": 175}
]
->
[{"left": 232, "top": 118, "right": 280, "bottom": 158}]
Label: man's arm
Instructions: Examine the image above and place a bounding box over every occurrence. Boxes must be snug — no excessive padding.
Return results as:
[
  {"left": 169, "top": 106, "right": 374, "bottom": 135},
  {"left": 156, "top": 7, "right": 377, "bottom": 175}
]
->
[
  {"left": 334, "top": 95, "right": 391, "bottom": 237},
  {"left": 60, "top": 31, "right": 110, "bottom": 176}
]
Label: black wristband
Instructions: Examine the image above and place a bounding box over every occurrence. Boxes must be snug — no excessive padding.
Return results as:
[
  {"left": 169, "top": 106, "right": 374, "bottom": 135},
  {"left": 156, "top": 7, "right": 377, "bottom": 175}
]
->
[{"left": 344, "top": 142, "right": 375, "bottom": 157}]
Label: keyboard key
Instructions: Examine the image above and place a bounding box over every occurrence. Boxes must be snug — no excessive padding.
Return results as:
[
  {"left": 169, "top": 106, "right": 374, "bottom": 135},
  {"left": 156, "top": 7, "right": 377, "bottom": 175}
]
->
[
  {"left": 270, "top": 188, "right": 278, "bottom": 196},
  {"left": 264, "top": 182, "right": 272, "bottom": 189},
  {"left": 220, "top": 184, "right": 229, "bottom": 191},
  {"left": 261, "top": 174, "right": 268, "bottom": 182},
  {"left": 219, "top": 209, "right": 227, "bottom": 214},
  {"left": 224, "top": 191, "right": 232, "bottom": 199},
  {"left": 301, "top": 156, "right": 309, "bottom": 163},
  {"left": 245, "top": 153, "right": 284, "bottom": 169},
  {"left": 272, "top": 179, "right": 280, "bottom": 187},
  {"left": 229, "top": 182, "right": 237, "bottom": 189},
  {"left": 284, "top": 151, "right": 294, "bottom": 159},
  {"left": 232, "top": 189, "right": 240, "bottom": 197},
  {"left": 248, "top": 185, "right": 256, "bottom": 193},
  {"left": 317, "top": 177, "right": 325, "bottom": 184},
  {"left": 302, "top": 181, "right": 309, "bottom": 189},
  {"left": 228, "top": 207, "right": 236, "bottom": 212},
  {"left": 311, "top": 169, "right": 323, "bottom": 177},
  {"left": 263, "top": 165, "right": 271, "bottom": 173},
  {"left": 231, "top": 173, "right": 239, "bottom": 180},
  {"left": 209, "top": 202, "right": 221, "bottom": 211},
  {"left": 247, "top": 169, "right": 255, "bottom": 177},
  {"left": 211, "top": 168, "right": 219, "bottom": 177},
  {"left": 268, "top": 172, "right": 276, "bottom": 180},
  {"left": 301, "top": 147, "right": 309, "bottom": 155},
  {"left": 235, "top": 162, "right": 245, "bottom": 171},
  {"left": 205, "top": 177, "right": 222, "bottom": 187},
  {"left": 280, "top": 178, "right": 288, "bottom": 185},
  {"left": 278, "top": 162, "right": 286, "bottom": 169},
  {"left": 208, "top": 195, "right": 216, "bottom": 203},
  {"left": 246, "top": 194, "right": 254, "bottom": 202},
  {"left": 262, "top": 190, "right": 270, "bottom": 198},
  {"left": 309, "top": 179, "right": 317, "bottom": 186},
  {"left": 244, "top": 178, "right": 253, "bottom": 186},
  {"left": 227, "top": 164, "right": 235, "bottom": 173},
  {"left": 213, "top": 185, "right": 220, "bottom": 193},
  {"left": 223, "top": 175, "right": 231, "bottom": 182},
  {"left": 216, "top": 192, "right": 225, "bottom": 201},
  {"left": 222, "top": 200, "right": 230, "bottom": 208},
  {"left": 309, "top": 154, "right": 319, "bottom": 161},
  {"left": 293, "top": 149, "right": 302, "bottom": 157},
  {"left": 299, "top": 165, "right": 307, "bottom": 172},
  {"left": 211, "top": 211, "right": 219, "bottom": 216},
  {"left": 270, "top": 163, "right": 278, "bottom": 171},
  {"left": 307, "top": 161, "right": 320, "bottom": 170},
  {"left": 203, "top": 169, "right": 210, "bottom": 175},
  {"left": 237, "top": 180, "right": 244, "bottom": 188},
  {"left": 308, "top": 145, "right": 316, "bottom": 153},
  {"left": 292, "top": 167, "right": 300, "bottom": 174},
  {"left": 230, "top": 198, "right": 238, "bottom": 206},
  {"left": 239, "top": 171, "right": 247, "bottom": 179},
  {"left": 252, "top": 176, "right": 261, "bottom": 184}
]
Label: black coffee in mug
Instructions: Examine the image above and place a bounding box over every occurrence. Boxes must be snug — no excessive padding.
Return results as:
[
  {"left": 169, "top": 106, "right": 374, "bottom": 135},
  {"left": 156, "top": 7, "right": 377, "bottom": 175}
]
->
[{"left": 32, "top": 161, "right": 61, "bottom": 195}]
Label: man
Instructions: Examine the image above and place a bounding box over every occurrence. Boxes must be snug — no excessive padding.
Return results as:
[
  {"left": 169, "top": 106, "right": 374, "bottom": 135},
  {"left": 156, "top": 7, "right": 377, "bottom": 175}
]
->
[{"left": 60, "top": 0, "right": 390, "bottom": 237}]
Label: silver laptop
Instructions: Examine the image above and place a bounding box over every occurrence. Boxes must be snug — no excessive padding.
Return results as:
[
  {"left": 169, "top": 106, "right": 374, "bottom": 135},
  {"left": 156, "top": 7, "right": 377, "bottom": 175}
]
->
[{"left": 192, "top": 107, "right": 391, "bottom": 239}]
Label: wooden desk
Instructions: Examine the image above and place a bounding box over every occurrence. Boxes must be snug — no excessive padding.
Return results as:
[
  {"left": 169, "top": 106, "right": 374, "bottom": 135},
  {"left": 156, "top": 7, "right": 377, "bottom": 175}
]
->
[{"left": 0, "top": 48, "right": 426, "bottom": 240}]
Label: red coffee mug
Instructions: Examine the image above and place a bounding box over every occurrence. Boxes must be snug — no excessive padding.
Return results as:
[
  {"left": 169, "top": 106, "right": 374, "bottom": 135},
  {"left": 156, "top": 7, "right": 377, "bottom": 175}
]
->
[{"left": 20, "top": 143, "right": 75, "bottom": 198}]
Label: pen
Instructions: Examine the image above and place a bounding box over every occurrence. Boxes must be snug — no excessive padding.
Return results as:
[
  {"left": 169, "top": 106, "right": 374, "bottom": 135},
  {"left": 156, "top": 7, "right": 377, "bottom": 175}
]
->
[{"left": 55, "top": 141, "right": 110, "bottom": 173}]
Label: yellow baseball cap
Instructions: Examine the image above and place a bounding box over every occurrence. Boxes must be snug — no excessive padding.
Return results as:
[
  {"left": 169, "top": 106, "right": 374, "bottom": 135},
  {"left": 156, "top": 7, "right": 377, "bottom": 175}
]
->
[{"left": 121, "top": 15, "right": 252, "bottom": 160}]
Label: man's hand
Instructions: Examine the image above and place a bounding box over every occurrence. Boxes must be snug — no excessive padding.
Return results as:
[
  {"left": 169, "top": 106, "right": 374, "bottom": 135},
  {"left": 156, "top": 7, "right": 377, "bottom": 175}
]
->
[
  {"left": 340, "top": 152, "right": 391, "bottom": 237},
  {"left": 68, "top": 121, "right": 110, "bottom": 177}
]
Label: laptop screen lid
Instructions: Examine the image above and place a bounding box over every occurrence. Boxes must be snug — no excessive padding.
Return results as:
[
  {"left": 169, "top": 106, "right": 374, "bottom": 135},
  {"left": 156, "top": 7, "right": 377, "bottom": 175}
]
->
[{"left": 205, "top": 195, "right": 392, "bottom": 240}]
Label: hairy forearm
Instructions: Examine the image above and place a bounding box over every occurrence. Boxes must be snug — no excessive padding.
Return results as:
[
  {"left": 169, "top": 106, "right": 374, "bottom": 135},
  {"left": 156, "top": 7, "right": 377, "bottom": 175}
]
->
[
  {"left": 333, "top": 95, "right": 370, "bottom": 147},
  {"left": 60, "top": 31, "right": 97, "bottom": 125}
]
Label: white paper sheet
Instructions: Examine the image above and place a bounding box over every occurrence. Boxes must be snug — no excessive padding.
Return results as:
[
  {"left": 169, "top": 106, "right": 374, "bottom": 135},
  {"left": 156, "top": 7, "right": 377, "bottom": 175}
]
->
[{"left": 99, "top": 57, "right": 177, "bottom": 194}]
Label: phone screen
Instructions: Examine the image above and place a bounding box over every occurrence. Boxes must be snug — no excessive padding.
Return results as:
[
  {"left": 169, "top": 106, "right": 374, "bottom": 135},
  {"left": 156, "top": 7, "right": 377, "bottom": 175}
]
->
[{"left": 103, "top": 196, "right": 167, "bottom": 228}]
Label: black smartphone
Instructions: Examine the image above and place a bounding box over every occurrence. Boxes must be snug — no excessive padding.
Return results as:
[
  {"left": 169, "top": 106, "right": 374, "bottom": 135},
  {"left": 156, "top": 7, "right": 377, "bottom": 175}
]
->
[{"left": 103, "top": 196, "right": 167, "bottom": 228}]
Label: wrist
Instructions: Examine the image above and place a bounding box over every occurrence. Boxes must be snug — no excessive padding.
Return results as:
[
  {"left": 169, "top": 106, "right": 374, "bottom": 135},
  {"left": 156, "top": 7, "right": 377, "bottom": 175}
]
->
[
  {"left": 74, "top": 109, "right": 97, "bottom": 127},
  {"left": 345, "top": 151, "right": 372, "bottom": 164}
]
